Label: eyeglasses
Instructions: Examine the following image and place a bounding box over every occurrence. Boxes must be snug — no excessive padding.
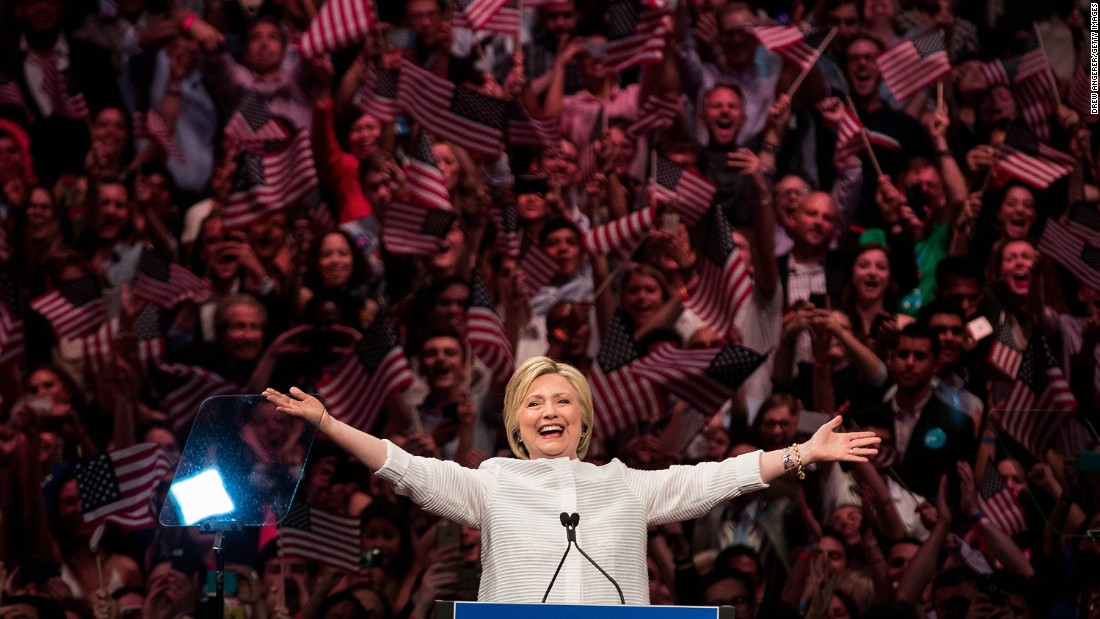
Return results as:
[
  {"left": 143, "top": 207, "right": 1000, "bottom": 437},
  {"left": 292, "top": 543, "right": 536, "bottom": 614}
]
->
[{"left": 710, "top": 596, "right": 753, "bottom": 607}]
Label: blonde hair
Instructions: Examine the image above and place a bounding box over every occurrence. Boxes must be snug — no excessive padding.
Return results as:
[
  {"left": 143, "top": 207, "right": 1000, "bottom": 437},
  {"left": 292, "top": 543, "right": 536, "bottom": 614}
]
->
[{"left": 503, "top": 356, "right": 595, "bottom": 460}]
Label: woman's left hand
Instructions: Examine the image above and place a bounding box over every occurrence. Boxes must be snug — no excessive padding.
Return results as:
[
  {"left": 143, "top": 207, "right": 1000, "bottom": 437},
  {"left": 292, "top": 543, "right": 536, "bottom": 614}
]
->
[{"left": 804, "top": 416, "right": 880, "bottom": 464}]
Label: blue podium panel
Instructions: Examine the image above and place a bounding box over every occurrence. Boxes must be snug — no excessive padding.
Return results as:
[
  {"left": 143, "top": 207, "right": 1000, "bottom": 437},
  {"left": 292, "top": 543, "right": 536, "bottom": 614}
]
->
[{"left": 437, "top": 602, "right": 735, "bottom": 619}]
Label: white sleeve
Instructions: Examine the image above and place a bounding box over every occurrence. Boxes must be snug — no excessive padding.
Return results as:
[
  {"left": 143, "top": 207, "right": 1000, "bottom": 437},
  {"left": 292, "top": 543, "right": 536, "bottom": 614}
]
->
[
  {"left": 373, "top": 440, "right": 497, "bottom": 528},
  {"left": 620, "top": 451, "right": 768, "bottom": 526}
]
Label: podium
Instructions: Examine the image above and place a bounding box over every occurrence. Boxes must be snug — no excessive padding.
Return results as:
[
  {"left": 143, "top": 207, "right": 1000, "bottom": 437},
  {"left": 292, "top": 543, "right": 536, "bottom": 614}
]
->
[{"left": 436, "top": 602, "right": 736, "bottom": 619}]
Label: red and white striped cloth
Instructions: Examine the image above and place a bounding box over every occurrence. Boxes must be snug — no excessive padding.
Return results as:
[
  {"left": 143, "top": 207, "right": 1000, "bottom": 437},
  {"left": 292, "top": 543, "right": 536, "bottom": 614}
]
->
[
  {"left": 582, "top": 206, "right": 657, "bottom": 260},
  {"left": 298, "top": 0, "right": 374, "bottom": 58},
  {"left": 76, "top": 443, "right": 174, "bottom": 531},
  {"left": 278, "top": 503, "right": 361, "bottom": 571},
  {"left": 876, "top": 31, "right": 951, "bottom": 103},
  {"left": 222, "top": 128, "right": 319, "bottom": 229},
  {"left": 396, "top": 60, "right": 506, "bottom": 157}
]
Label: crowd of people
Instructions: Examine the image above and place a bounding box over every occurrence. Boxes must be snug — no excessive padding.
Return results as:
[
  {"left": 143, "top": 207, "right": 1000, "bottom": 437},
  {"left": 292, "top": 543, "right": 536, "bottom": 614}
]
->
[{"left": 0, "top": 0, "right": 1099, "bottom": 617}]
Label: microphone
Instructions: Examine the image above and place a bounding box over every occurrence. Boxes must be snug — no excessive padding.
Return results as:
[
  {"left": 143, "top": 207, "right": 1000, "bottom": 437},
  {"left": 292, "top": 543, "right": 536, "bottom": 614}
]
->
[{"left": 541, "top": 512, "right": 625, "bottom": 604}]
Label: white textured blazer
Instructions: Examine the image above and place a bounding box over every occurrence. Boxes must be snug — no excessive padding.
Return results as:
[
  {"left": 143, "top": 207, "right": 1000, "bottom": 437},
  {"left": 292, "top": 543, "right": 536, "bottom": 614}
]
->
[{"left": 375, "top": 441, "right": 767, "bottom": 605}]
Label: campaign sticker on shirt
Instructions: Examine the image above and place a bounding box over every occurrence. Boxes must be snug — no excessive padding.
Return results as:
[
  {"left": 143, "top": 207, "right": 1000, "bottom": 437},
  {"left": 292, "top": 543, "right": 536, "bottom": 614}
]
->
[{"left": 924, "top": 427, "right": 947, "bottom": 450}]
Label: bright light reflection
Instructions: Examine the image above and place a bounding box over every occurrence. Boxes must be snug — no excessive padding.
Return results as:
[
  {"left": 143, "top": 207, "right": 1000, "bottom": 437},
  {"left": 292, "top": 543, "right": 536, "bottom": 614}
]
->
[{"left": 169, "top": 469, "right": 235, "bottom": 525}]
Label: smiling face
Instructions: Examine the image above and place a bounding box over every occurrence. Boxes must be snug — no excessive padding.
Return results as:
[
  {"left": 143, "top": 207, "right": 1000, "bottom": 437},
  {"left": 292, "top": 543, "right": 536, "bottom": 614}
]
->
[
  {"left": 844, "top": 38, "right": 881, "bottom": 99},
  {"left": 996, "top": 186, "right": 1036, "bottom": 240},
  {"left": 92, "top": 107, "right": 128, "bottom": 158},
  {"left": 96, "top": 182, "right": 130, "bottom": 242},
  {"left": 998, "top": 239, "right": 1037, "bottom": 298},
  {"left": 318, "top": 232, "right": 354, "bottom": 288},
  {"left": 421, "top": 335, "right": 466, "bottom": 393},
  {"left": 852, "top": 248, "right": 890, "bottom": 303},
  {"left": 793, "top": 192, "right": 838, "bottom": 251},
  {"left": 622, "top": 272, "right": 665, "bottom": 327},
  {"left": 928, "top": 312, "right": 965, "bottom": 366},
  {"left": 701, "top": 86, "right": 745, "bottom": 146},
  {"left": 517, "top": 373, "right": 584, "bottom": 460},
  {"left": 349, "top": 114, "right": 382, "bottom": 160}
]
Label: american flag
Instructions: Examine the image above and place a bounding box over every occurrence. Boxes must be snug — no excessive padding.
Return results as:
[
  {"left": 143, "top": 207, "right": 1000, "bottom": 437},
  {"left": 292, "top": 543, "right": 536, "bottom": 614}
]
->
[
  {"left": 156, "top": 363, "right": 240, "bottom": 433},
  {"left": 998, "top": 331, "right": 1077, "bottom": 457},
  {"left": 318, "top": 315, "right": 414, "bottom": 432},
  {"left": 752, "top": 26, "right": 832, "bottom": 71},
  {"left": 577, "top": 106, "right": 605, "bottom": 184},
  {"left": 0, "top": 289, "right": 23, "bottom": 366},
  {"left": 588, "top": 312, "right": 661, "bottom": 436},
  {"left": 29, "top": 276, "right": 107, "bottom": 340},
  {"left": 981, "top": 34, "right": 1057, "bottom": 140},
  {"left": 489, "top": 202, "right": 522, "bottom": 260},
  {"left": 508, "top": 101, "right": 563, "bottom": 151},
  {"left": 682, "top": 204, "right": 753, "bottom": 338},
  {"left": 627, "top": 94, "right": 680, "bottom": 136},
  {"left": 381, "top": 201, "right": 456, "bottom": 255},
  {"left": 605, "top": 0, "right": 670, "bottom": 72},
  {"left": 876, "top": 30, "right": 951, "bottom": 103},
  {"left": 517, "top": 244, "right": 559, "bottom": 291},
  {"left": 994, "top": 125, "right": 1075, "bottom": 190},
  {"left": 224, "top": 94, "right": 292, "bottom": 153},
  {"left": 466, "top": 269, "right": 514, "bottom": 377},
  {"left": 354, "top": 66, "right": 400, "bottom": 123},
  {"left": 405, "top": 132, "right": 452, "bottom": 211},
  {"left": 298, "top": 0, "right": 374, "bottom": 58},
  {"left": 82, "top": 307, "right": 165, "bottom": 377},
  {"left": 223, "top": 125, "right": 319, "bottom": 229},
  {"left": 833, "top": 105, "right": 864, "bottom": 163},
  {"left": 453, "top": 0, "right": 520, "bottom": 33},
  {"left": 988, "top": 318, "right": 1023, "bottom": 378},
  {"left": 977, "top": 464, "right": 1027, "bottom": 536},
  {"left": 1064, "top": 202, "right": 1100, "bottom": 245},
  {"left": 651, "top": 154, "right": 716, "bottom": 226},
  {"left": 631, "top": 342, "right": 766, "bottom": 414},
  {"left": 76, "top": 443, "right": 174, "bottom": 531},
  {"left": 133, "top": 250, "right": 210, "bottom": 309},
  {"left": 396, "top": 60, "right": 506, "bottom": 157},
  {"left": 1037, "top": 219, "right": 1100, "bottom": 292},
  {"left": 833, "top": 106, "right": 903, "bottom": 164},
  {"left": 582, "top": 205, "right": 657, "bottom": 260},
  {"left": 278, "top": 502, "right": 361, "bottom": 571}
]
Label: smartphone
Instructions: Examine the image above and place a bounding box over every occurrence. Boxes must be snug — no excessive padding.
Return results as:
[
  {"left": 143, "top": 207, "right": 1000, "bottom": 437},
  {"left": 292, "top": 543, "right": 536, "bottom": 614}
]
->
[
  {"left": 809, "top": 293, "right": 828, "bottom": 309},
  {"left": 437, "top": 518, "right": 461, "bottom": 548},
  {"left": 1079, "top": 450, "right": 1100, "bottom": 473},
  {"left": 204, "top": 569, "right": 238, "bottom": 596},
  {"left": 966, "top": 316, "right": 993, "bottom": 342},
  {"left": 904, "top": 184, "right": 929, "bottom": 220},
  {"left": 360, "top": 548, "right": 383, "bottom": 569},
  {"left": 385, "top": 27, "right": 415, "bottom": 50},
  {"left": 660, "top": 211, "right": 680, "bottom": 234}
]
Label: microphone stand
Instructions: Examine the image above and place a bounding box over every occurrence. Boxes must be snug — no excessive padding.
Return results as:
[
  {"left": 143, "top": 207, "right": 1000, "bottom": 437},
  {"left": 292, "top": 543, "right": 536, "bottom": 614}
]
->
[{"left": 541, "top": 512, "right": 625, "bottom": 604}]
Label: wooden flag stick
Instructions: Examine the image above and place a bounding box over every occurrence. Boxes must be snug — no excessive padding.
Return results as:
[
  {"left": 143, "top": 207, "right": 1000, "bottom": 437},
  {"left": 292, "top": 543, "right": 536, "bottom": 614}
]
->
[
  {"left": 1032, "top": 22, "right": 1062, "bottom": 108},
  {"left": 844, "top": 95, "right": 884, "bottom": 177},
  {"left": 936, "top": 80, "right": 944, "bottom": 110},
  {"left": 785, "top": 28, "right": 837, "bottom": 98},
  {"left": 591, "top": 255, "right": 634, "bottom": 301}
]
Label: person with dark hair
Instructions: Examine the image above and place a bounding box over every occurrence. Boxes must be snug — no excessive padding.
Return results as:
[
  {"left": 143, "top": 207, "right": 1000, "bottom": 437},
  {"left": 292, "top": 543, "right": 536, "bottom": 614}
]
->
[
  {"left": 700, "top": 568, "right": 757, "bottom": 618},
  {"left": 935, "top": 255, "right": 987, "bottom": 321},
  {"left": 853, "top": 323, "right": 976, "bottom": 503}
]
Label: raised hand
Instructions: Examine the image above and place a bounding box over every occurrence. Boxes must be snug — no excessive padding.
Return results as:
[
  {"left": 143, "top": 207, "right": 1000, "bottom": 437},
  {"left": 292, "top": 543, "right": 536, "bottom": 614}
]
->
[{"left": 803, "top": 415, "right": 880, "bottom": 464}]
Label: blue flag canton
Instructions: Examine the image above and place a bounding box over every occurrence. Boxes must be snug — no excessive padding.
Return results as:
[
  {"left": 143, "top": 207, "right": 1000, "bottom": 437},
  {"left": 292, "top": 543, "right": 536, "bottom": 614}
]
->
[
  {"left": 76, "top": 454, "right": 122, "bottom": 512},
  {"left": 706, "top": 346, "right": 766, "bottom": 387},
  {"left": 910, "top": 30, "right": 946, "bottom": 59},
  {"left": 469, "top": 269, "right": 496, "bottom": 309},
  {"left": 412, "top": 132, "right": 440, "bottom": 166},
  {"left": 281, "top": 501, "right": 312, "bottom": 530},
  {"left": 421, "top": 208, "right": 457, "bottom": 238},
  {"left": 138, "top": 250, "right": 172, "bottom": 281},
  {"left": 607, "top": 0, "right": 641, "bottom": 39},
  {"left": 451, "top": 86, "right": 506, "bottom": 131},
  {"left": 356, "top": 314, "right": 400, "bottom": 373},
  {"left": 695, "top": 203, "right": 734, "bottom": 266},
  {"left": 598, "top": 312, "right": 640, "bottom": 372},
  {"left": 60, "top": 276, "right": 103, "bottom": 308}
]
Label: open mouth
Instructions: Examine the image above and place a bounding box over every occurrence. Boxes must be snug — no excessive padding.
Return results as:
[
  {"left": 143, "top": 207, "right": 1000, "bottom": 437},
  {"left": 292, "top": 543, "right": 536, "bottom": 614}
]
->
[{"left": 538, "top": 425, "right": 564, "bottom": 438}]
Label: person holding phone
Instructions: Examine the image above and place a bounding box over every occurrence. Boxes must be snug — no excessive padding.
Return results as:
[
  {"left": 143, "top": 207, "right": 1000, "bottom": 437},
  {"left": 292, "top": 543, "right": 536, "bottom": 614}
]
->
[{"left": 264, "top": 356, "right": 880, "bottom": 604}]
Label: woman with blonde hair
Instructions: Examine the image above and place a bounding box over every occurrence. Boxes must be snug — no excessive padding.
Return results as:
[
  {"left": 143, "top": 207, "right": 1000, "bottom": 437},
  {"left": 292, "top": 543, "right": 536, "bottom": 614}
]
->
[{"left": 263, "top": 356, "right": 879, "bottom": 604}]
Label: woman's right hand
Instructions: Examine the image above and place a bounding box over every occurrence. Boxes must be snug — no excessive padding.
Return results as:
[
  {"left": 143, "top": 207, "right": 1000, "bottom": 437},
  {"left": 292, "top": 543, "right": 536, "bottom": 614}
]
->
[{"left": 263, "top": 387, "right": 326, "bottom": 425}]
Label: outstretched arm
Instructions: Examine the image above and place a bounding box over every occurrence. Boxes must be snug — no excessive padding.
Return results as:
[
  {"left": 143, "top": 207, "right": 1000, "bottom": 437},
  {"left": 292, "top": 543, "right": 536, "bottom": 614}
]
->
[{"left": 263, "top": 387, "right": 389, "bottom": 470}]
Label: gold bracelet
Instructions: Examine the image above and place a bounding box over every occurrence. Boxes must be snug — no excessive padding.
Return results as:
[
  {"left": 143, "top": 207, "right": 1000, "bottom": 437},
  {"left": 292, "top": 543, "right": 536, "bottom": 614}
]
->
[{"left": 791, "top": 442, "right": 806, "bottom": 480}]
